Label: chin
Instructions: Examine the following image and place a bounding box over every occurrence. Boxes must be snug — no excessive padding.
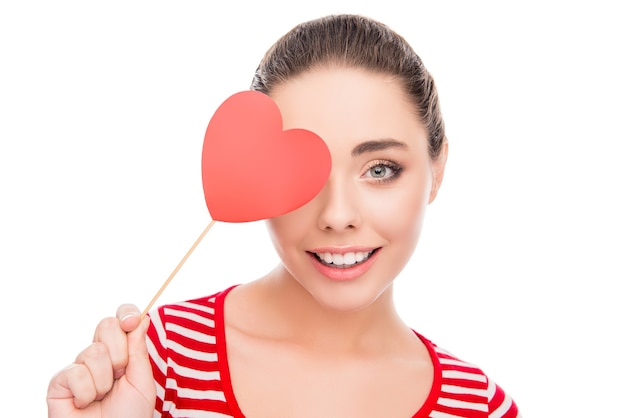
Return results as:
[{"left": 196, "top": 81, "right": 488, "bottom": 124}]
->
[{"left": 298, "top": 277, "right": 394, "bottom": 313}]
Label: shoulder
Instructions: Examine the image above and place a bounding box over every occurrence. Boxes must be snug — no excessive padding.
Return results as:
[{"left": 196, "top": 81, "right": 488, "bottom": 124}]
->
[
  {"left": 146, "top": 286, "right": 240, "bottom": 416},
  {"left": 146, "top": 285, "right": 237, "bottom": 348},
  {"left": 418, "top": 334, "right": 521, "bottom": 417},
  {"left": 150, "top": 286, "right": 236, "bottom": 320}
]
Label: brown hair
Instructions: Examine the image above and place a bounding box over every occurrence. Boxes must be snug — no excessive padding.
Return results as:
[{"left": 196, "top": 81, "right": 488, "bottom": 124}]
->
[{"left": 250, "top": 14, "right": 446, "bottom": 160}]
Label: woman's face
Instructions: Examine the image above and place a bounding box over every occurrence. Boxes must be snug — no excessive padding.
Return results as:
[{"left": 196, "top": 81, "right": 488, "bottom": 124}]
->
[{"left": 266, "top": 67, "right": 446, "bottom": 312}]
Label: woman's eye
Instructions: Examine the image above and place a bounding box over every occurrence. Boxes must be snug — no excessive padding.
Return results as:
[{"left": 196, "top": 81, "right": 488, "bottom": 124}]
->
[
  {"left": 370, "top": 165, "right": 390, "bottom": 178},
  {"left": 363, "top": 161, "right": 403, "bottom": 183}
]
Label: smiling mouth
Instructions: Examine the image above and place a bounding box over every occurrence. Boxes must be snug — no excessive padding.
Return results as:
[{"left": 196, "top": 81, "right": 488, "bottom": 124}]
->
[{"left": 309, "top": 249, "right": 378, "bottom": 269}]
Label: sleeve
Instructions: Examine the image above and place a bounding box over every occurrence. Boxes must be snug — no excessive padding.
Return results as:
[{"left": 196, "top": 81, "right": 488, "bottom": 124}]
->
[
  {"left": 146, "top": 307, "right": 169, "bottom": 417},
  {"left": 487, "top": 377, "right": 520, "bottom": 418}
]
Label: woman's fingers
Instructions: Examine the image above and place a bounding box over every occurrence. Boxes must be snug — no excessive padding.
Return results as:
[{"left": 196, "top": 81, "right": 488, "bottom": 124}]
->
[
  {"left": 47, "top": 362, "right": 96, "bottom": 410},
  {"left": 74, "top": 342, "right": 114, "bottom": 401},
  {"left": 125, "top": 316, "right": 157, "bottom": 404},
  {"left": 47, "top": 305, "right": 155, "bottom": 417},
  {"left": 116, "top": 303, "right": 142, "bottom": 333},
  {"left": 93, "top": 316, "right": 129, "bottom": 379}
]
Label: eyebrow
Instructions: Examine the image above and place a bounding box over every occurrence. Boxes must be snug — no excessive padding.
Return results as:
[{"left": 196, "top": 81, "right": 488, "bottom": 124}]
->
[{"left": 351, "top": 139, "right": 408, "bottom": 157}]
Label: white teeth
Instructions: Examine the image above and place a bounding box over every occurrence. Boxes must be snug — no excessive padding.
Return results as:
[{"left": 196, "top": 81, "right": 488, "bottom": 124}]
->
[
  {"left": 343, "top": 253, "right": 356, "bottom": 265},
  {"left": 315, "top": 251, "right": 373, "bottom": 267}
]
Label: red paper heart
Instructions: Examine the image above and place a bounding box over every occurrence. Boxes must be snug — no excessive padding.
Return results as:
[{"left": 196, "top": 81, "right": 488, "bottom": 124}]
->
[{"left": 201, "top": 91, "right": 331, "bottom": 222}]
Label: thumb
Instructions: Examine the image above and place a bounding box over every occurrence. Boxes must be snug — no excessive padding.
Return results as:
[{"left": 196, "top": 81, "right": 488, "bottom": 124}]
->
[
  {"left": 125, "top": 316, "right": 156, "bottom": 403},
  {"left": 116, "top": 304, "right": 142, "bottom": 333}
]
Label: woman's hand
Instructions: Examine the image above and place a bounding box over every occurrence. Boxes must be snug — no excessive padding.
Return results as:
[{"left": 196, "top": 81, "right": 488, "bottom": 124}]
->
[{"left": 47, "top": 304, "right": 156, "bottom": 418}]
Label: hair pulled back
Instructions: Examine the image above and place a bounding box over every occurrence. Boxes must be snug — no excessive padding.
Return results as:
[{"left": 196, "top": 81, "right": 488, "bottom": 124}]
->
[{"left": 251, "top": 14, "right": 446, "bottom": 160}]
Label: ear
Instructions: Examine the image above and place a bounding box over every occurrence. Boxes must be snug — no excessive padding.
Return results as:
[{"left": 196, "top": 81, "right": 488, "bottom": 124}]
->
[{"left": 428, "top": 141, "right": 448, "bottom": 204}]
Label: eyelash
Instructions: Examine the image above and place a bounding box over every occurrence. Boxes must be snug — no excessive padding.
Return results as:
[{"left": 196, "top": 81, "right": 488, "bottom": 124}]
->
[{"left": 362, "top": 160, "right": 404, "bottom": 184}]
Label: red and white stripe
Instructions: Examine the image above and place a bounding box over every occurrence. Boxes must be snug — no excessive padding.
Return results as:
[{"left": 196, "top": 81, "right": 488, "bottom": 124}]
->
[{"left": 147, "top": 288, "right": 519, "bottom": 417}]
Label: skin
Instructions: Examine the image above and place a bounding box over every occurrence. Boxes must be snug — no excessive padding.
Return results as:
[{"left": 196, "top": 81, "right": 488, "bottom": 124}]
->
[
  {"left": 46, "top": 305, "right": 155, "bottom": 417},
  {"left": 225, "top": 67, "right": 447, "bottom": 417},
  {"left": 46, "top": 67, "right": 448, "bottom": 418}
]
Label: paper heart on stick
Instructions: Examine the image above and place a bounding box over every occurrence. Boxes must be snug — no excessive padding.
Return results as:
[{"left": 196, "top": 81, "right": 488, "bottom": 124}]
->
[
  {"left": 142, "top": 90, "right": 331, "bottom": 316},
  {"left": 202, "top": 91, "right": 331, "bottom": 222}
]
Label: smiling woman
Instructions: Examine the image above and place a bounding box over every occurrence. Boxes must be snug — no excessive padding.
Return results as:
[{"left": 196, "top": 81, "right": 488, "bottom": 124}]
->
[
  {"left": 46, "top": 14, "right": 520, "bottom": 418},
  {"left": 265, "top": 67, "right": 438, "bottom": 314}
]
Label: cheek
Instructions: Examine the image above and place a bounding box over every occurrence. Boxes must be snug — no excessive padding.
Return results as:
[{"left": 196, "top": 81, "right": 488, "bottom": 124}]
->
[
  {"left": 265, "top": 219, "right": 290, "bottom": 259},
  {"left": 265, "top": 206, "right": 314, "bottom": 255},
  {"left": 364, "top": 176, "right": 431, "bottom": 241}
]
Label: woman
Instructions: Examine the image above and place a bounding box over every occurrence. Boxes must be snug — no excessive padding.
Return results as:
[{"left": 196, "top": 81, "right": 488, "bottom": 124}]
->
[{"left": 47, "top": 14, "right": 519, "bottom": 417}]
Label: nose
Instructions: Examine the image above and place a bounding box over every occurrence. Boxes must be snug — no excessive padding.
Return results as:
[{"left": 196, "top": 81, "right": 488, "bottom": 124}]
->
[{"left": 316, "top": 176, "right": 361, "bottom": 231}]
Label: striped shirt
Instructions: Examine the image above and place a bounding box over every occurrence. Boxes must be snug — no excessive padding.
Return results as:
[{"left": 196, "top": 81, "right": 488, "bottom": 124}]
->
[{"left": 147, "top": 286, "right": 519, "bottom": 417}]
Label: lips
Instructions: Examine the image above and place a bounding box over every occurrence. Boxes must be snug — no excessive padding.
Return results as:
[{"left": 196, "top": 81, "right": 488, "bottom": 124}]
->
[{"left": 307, "top": 247, "right": 380, "bottom": 281}]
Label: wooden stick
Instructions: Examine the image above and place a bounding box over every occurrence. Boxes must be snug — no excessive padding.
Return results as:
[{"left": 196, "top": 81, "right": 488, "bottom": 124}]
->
[{"left": 141, "top": 219, "right": 216, "bottom": 317}]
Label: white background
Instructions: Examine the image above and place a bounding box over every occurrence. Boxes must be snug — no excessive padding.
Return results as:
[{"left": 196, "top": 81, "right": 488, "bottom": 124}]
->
[{"left": 1, "top": 1, "right": 625, "bottom": 416}]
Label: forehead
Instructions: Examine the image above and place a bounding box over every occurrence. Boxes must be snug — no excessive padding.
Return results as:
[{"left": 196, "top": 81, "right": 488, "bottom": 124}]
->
[{"left": 270, "top": 67, "right": 427, "bottom": 147}]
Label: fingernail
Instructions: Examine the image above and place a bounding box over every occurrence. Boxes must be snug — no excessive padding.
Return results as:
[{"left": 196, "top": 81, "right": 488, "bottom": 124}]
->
[{"left": 120, "top": 313, "right": 136, "bottom": 322}]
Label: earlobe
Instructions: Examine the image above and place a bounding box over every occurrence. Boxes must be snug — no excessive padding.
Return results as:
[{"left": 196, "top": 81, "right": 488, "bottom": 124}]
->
[{"left": 428, "top": 141, "right": 448, "bottom": 204}]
